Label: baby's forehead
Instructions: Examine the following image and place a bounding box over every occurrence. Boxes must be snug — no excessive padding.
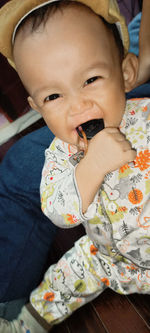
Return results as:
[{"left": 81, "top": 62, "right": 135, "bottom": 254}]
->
[
  {"left": 14, "top": 2, "right": 95, "bottom": 43},
  {"left": 13, "top": 2, "right": 122, "bottom": 67},
  {"left": 14, "top": 5, "right": 115, "bottom": 59}
]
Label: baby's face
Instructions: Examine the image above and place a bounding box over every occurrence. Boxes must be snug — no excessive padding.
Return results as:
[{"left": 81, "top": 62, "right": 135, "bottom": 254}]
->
[{"left": 14, "top": 5, "right": 130, "bottom": 147}]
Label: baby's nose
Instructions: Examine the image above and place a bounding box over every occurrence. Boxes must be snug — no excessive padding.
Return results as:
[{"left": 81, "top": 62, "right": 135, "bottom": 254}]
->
[{"left": 70, "top": 98, "right": 93, "bottom": 115}]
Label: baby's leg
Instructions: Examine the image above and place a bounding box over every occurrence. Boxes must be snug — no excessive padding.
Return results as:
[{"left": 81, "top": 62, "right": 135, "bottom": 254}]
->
[
  {"left": 0, "top": 235, "right": 107, "bottom": 332},
  {"left": 30, "top": 235, "right": 107, "bottom": 326},
  {"left": 1, "top": 234, "right": 149, "bottom": 332}
]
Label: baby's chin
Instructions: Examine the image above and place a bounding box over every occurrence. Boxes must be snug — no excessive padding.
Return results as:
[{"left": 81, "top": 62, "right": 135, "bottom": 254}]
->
[{"left": 66, "top": 134, "right": 85, "bottom": 151}]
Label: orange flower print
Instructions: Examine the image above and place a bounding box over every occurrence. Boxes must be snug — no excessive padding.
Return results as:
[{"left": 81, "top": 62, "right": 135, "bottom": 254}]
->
[
  {"left": 101, "top": 278, "right": 110, "bottom": 286},
  {"left": 145, "top": 171, "right": 150, "bottom": 179},
  {"left": 119, "top": 164, "right": 130, "bottom": 173},
  {"left": 134, "top": 150, "right": 150, "bottom": 171},
  {"left": 128, "top": 188, "right": 143, "bottom": 205},
  {"left": 67, "top": 214, "right": 78, "bottom": 224},
  {"left": 126, "top": 264, "right": 138, "bottom": 271},
  {"left": 142, "top": 105, "right": 147, "bottom": 112},
  {"left": 90, "top": 244, "right": 98, "bottom": 255},
  {"left": 44, "top": 292, "right": 55, "bottom": 302},
  {"left": 118, "top": 206, "right": 127, "bottom": 213}
]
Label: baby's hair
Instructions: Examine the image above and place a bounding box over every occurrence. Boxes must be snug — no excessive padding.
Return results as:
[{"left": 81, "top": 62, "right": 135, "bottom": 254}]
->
[{"left": 15, "top": 0, "right": 124, "bottom": 60}]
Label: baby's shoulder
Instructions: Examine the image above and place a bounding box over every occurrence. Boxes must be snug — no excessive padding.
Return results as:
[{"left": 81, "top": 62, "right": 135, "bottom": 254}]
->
[
  {"left": 126, "top": 98, "right": 150, "bottom": 121},
  {"left": 47, "top": 137, "right": 77, "bottom": 158}
]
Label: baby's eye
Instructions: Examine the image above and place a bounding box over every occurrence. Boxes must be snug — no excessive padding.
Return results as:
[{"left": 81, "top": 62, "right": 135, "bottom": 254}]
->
[
  {"left": 84, "top": 76, "right": 99, "bottom": 86},
  {"left": 44, "top": 93, "right": 60, "bottom": 102}
]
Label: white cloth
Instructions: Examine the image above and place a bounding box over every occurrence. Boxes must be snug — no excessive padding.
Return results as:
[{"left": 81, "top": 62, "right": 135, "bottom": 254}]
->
[{"left": 30, "top": 98, "right": 150, "bottom": 325}]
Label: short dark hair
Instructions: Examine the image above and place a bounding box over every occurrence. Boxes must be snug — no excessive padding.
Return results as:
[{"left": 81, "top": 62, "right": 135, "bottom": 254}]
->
[{"left": 16, "top": 0, "right": 124, "bottom": 60}]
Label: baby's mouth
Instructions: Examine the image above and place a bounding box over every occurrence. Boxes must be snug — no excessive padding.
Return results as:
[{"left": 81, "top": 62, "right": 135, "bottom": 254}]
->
[{"left": 76, "top": 118, "right": 104, "bottom": 140}]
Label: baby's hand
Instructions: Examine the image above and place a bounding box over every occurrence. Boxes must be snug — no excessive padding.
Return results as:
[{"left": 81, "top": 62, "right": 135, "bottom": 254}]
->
[{"left": 86, "top": 127, "right": 136, "bottom": 176}]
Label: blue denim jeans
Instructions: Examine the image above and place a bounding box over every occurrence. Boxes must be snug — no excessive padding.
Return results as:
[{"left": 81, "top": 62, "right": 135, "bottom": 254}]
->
[
  {"left": 0, "top": 126, "right": 57, "bottom": 316},
  {"left": 0, "top": 298, "right": 28, "bottom": 320}
]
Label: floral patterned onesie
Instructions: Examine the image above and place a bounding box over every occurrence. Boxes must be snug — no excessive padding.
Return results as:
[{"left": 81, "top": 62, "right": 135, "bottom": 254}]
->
[{"left": 31, "top": 98, "right": 150, "bottom": 325}]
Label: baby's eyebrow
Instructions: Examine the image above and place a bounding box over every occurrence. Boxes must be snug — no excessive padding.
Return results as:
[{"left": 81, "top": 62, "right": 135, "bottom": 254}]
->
[
  {"left": 84, "top": 61, "right": 109, "bottom": 72},
  {"left": 33, "top": 84, "right": 57, "bottom": 100}
]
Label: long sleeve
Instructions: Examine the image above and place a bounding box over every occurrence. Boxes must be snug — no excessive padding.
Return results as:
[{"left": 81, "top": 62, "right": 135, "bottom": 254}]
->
[{"left": 40, "top": 138, "right": 88, "bottom": 228}]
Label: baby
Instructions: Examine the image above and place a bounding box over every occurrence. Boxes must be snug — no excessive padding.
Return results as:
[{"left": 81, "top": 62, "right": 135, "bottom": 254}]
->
[{"left": 0, "top": 0, "right": 150, "bottom": 332}]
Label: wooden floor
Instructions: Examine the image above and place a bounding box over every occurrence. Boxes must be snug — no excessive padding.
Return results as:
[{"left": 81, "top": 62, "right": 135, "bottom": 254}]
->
[
  {"left": 0, "top": 119, "right": 150, "bottom": 333},
  {"left": 54, "top": 291, "right": 150, "bottom": 333}
]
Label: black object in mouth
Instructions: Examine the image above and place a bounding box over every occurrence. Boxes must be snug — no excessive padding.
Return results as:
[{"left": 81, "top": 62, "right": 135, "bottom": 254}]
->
[{"left": 77, "top": 119, "right": 104, "bottom": 140}]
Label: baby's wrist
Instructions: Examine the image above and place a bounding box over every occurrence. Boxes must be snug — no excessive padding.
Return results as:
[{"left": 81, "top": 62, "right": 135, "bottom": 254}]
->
[{"left": 83, "top": 153, "right": 106, "bottom": 180}]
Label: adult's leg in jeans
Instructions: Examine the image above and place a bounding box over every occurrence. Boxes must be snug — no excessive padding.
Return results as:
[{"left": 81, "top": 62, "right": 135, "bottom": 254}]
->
[{"left": 0, "top": 126, "right": 57, "bottom": 313}]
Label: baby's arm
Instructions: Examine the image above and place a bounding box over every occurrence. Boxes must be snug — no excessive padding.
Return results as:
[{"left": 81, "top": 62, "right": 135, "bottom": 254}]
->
[
  {"left": 40, "top": 138, "right": 89, "bottom": 228},
  {"left": 41, "top": 128, "right": 136, "bottom": 225},
  {"left": 76, "top": 127, "right": 136, "bottom": 213}
]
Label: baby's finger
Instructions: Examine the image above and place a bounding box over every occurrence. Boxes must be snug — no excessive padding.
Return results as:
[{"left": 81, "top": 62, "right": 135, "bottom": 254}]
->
[
  {"left": 125, "top": 148, "right": 137, "bottom": 163},
  {"left": 115, "top": 134, "right": 127, "bottom": 142},
  {"left": 104, "top": 127, "right": 120, "bottom": 134},
  {"left": 121, "top": 140, "right": 133, "bottom": 151}
]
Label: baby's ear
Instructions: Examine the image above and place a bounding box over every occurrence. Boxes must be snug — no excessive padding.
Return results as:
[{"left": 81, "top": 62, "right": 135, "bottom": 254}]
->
[
  {"left": 122, "top": 53, "right": 138, "bottom": 92},
  {"left": 28, "top": 96, "right": 39, "bottom": 112}
]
